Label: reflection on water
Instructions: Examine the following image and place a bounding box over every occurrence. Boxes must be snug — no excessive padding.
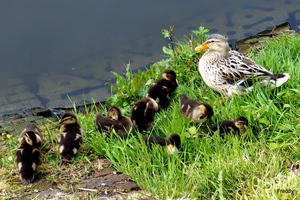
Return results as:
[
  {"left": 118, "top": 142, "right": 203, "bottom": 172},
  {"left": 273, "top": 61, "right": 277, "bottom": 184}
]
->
[{"left": 0, "top": 0, "right": 299, "bottom": 114}]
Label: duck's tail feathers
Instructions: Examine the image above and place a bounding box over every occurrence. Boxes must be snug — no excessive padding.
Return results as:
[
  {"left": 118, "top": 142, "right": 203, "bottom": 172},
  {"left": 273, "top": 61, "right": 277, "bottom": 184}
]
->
[
  {"left": 241, "top": 73, "right": 290, "bottom": 93},
  {"left": 179, "top": 93, "right": 188, "bottom": 104},
  {"left": 272, "top": 73, "right": 290, "bottom": 88},
  {"left": 257, "top": 73, "right": 290, "bottom": 88}
]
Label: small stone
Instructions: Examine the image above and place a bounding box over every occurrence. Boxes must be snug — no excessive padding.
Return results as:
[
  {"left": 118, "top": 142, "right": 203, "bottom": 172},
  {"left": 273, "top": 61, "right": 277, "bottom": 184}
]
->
[{"left": 34, "top": 189, "right": 39, "bottom": 193}]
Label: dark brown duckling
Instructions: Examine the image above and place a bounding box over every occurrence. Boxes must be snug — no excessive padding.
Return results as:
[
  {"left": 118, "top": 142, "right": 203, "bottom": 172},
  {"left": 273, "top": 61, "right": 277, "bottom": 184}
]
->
[
  {"left": 107, "top": 106, "right": 132, "bottom": 137},
  {"left": 146, "top": 69, "right": 178, "bottom": 108},
  {"left": 141, "top": 133, "right": 182, "bottom": 154},
  {"left": 130, "top": 97, "right": 158, "bottom": 132},
  {"left": 180, "top": 94, "right": 214, "bottom": 123},
  {"left": 56, "top": 112, "right": 83, "bottom": 161},
  {"left": 206, "top": 116, "right": 249, "bottom": 138},
  {"left": 95, "top": 112, "right": 115, "bottom": 133},
  {"left": 15, "top": 124, "right": 42, "bottom": 185}
]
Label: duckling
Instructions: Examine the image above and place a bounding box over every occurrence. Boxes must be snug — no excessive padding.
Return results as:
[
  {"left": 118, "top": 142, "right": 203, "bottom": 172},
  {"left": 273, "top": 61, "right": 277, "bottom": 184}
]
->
[
  {"left": 130, "top": 97, "right": 158, "bottom": 132},
  {"left": 15, "top": 124, "right": 42, "bottom": 185},
  {"left": 180, "top": 94, "right": 214, "bottom": 123},
  {"left": 95, "top": 112, "right": 115, "bottom": 133},
  {"left": 56, "top": 112, "right": 83, "bottom": 161},
  {"left": 141, "top": 134, "right": 182, "bottom": 154},
  {"left": 107, "top": 106, "right": 132, "bottom": 137},
  {"left": 146, "top": 69, "right": 178, "bottom": 108},
  {"left": 206, "top": 116, "right": 248, "bottom": 137}
]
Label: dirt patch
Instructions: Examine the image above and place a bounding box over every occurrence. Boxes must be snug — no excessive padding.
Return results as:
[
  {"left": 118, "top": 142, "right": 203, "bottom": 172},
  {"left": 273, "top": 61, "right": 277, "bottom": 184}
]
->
[{"left": 10, "top": 159, "right": 152, "bottom": 200}]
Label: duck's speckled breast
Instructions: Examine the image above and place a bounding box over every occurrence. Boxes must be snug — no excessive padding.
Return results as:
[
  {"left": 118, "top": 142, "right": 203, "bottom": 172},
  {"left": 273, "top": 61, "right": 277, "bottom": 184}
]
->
[{"left": 198, "top": 51, "right": 226, "bottom": 91}]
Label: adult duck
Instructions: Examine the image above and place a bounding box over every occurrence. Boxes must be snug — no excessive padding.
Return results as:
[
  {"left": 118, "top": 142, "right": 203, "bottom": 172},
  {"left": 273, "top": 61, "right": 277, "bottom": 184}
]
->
[{"left": 195, "top": 34, "right": 290, "bottom": 98}]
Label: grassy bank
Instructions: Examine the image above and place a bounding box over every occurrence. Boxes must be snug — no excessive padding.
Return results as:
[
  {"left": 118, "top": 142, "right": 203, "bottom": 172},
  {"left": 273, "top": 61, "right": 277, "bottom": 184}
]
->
[
  {"left": 1, "top": 27, "right": 300, "bottom": 199},
  {"left": 91, "top": 28, "right": 300, "bottom": 199}
]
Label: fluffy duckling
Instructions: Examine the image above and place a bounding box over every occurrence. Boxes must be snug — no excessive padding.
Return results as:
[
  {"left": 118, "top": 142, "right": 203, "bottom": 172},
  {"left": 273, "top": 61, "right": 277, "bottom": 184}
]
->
[
  {"left": 107, "top": 106, "right": 132, "bottom": 137},
  {"left": 95, "top": 112, "right": 115, "bottom": 133},
  {"left": 180, "top": 94, "right": 214, "bottom": 123},
  {"left": 146, "top": 69, "right": 178, "bottom": 108},
  {"left": 206, "top": 116, "right": 248, "bottom": 137},
  {"left": 130, "top": 97, "right": 158, "bottom": 132},
  {"left": 56, "top": 112, "right": 83, "bottom": 161},
  {"left": 141, "top": 134, "right": 182, "bottom": 154},
  {"left": 15, "top": 124, "right": 42, "bottom": 185}
]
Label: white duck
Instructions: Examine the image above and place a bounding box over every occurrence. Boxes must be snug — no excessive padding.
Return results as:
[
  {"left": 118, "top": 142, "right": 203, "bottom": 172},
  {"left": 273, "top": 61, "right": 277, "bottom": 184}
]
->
[{"left": 195, "top": 34, "right": 290, "bottom": 98}]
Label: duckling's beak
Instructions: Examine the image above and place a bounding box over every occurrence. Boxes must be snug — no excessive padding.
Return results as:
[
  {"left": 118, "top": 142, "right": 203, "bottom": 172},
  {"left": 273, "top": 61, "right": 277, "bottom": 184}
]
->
[
  {"left": 22, "top": 135, "right": 27, "bottom": 141},
  {"left": 56, "top": 121, "right": 62, "bottom": 129},
  {"left": 177, "top": 145, "right": 183, "bottom": 152},
  {"left": 195, "top": 42, "right": 208, "bottom": 51},
  {"left": 111, "top": 116, "right": 117, "bottom": 120}
]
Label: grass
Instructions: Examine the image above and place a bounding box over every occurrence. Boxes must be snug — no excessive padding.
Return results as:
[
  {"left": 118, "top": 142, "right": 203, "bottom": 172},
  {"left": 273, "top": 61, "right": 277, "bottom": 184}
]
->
[
  {"left": 0, "top": 103, "right": 104, "bottom": 199},
  {"left": 1, "top": 28, "right": 300, "bottom": 199},
  {"left": 91, "top": 31, "right": 300, "bottom": 199}
]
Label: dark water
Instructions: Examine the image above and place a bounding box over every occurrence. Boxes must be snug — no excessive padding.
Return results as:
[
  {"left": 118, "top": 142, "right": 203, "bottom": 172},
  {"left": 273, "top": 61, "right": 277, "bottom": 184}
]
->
[{"left": 0, "top": 0, "right": 299, "bottom": 115}]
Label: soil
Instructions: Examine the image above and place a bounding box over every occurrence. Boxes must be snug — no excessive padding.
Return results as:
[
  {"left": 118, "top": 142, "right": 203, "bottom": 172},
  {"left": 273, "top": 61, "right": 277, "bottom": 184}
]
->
[{"left": 9, "top": 159, "right": 152, "bottom": 200}]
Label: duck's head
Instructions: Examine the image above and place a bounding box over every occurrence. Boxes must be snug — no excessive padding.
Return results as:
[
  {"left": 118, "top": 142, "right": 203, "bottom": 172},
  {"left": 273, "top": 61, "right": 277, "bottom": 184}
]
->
[
  {"left": 194, "top": 103, "right": 214, "bottom": 123},
  {"left": 19, "top": 124, "right": 42, "bottom": 145},
  {"left": 162, "top": 70, "right": 178, "bottom": 86},
  {"left": 234, "top": 116, "right": 248, "bottom": 130},
  {"left": 167, "top": 134, "right": 182, "bottom": 154},
  {"left": 195, "top": 34, "right": 230, "bottom": 55},
  {"left": 23, "top": 131, "right": 41, "bottom": 146},
  {"left": 145, "top": 97, "right": 159, "bottom": 115},
  {"left": 56, "top": 112, "right": 77, "bottom": 128},
  {"left": 107, "top": 106, "right": 122, "bottom": 120}
]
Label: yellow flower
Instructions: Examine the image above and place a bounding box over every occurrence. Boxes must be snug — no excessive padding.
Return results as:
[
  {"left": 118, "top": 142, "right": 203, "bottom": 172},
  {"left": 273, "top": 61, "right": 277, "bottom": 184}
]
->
[
  {"left": 6, "top": 134, "right": 11, "bottom": 139},
  {"left": 8, "top": 156, "right": 12, "bottom": 161}
]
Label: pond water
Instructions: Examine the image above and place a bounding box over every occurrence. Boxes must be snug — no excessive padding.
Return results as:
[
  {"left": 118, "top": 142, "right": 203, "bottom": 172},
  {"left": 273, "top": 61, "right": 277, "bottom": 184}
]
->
[{"left": 0, "top": 0, "right": 299, "bottom": 115}]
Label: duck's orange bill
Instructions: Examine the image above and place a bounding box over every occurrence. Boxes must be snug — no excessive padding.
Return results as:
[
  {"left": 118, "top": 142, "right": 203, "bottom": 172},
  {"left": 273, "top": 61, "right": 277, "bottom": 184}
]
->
[{"left": 195, "top": 42, "right": 208, "bottom": 51}]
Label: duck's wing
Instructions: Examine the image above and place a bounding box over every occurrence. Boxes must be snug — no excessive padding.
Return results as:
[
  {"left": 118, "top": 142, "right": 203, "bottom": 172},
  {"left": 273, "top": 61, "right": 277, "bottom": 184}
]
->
[{"left": 218, "top": 51, "right": 274, "bottom": 83}]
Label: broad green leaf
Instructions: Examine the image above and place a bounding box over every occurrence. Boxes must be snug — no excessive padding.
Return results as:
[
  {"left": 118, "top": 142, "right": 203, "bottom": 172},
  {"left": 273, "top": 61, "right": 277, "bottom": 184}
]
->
[
  {"left": 161, "top": 29, "right": 170, "bottom": 38},
  {"left": 162, "top": 46, "right": 174, "bottom": 56}
]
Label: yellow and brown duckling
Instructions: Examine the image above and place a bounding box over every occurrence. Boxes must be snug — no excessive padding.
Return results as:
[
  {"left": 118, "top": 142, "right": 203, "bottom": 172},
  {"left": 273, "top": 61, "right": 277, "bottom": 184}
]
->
[
  {"left": 146, "top": 69, "right": 178, "bottom": 108},
  {"left": 206, "top": 116, "right": 249, "bottom": 137},
  {"left": 141, "top": 134, "right": 182, "bottom": 154},
  {"left": 15, "top": 124, "right": 42, "bottom": 185},
  {"left": 106, "top": 106, "right": 132, "bottom": 138},
  {"left": 180, "top": 94, "right": 214, "bottom": 123},
  {"left": 56, "top": 112, "right": 83, "bottom": 161},
  {"left": 95, "top": 112, "right": 115, "bottom": 134},
  {"left": 130, "top": 97, "right": 158, "bottom": 132}
]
